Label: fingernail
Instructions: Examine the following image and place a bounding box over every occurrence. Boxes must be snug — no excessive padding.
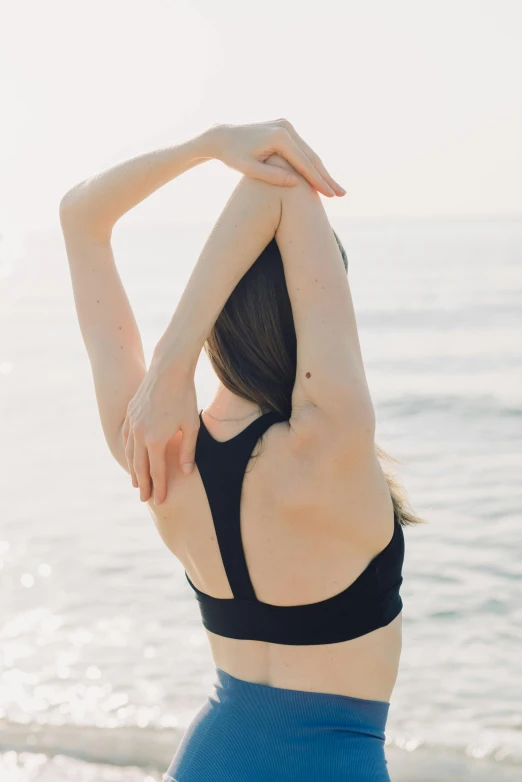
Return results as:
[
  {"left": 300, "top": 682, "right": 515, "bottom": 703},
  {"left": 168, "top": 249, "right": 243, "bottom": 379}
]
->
[
  {"left": 154, "top": 495, "right": 161, "bottom": 505},
  {"left": 182, "top": 463, "right": 193, "bottom": 475},
  {"left": 338, "top": 186, "right": 346, "bottom": 195}
]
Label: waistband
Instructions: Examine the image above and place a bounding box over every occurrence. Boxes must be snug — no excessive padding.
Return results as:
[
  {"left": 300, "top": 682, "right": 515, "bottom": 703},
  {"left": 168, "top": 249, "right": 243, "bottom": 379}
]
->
[{"left": 213, "top": 667, "right": 390, "bottom": 736}]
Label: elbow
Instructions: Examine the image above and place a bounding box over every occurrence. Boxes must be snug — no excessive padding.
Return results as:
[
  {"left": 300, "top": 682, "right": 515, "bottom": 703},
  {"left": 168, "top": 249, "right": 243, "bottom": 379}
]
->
[
  {"left": 59, "top": 194, "right": 73, "bottom": 231},
  {"left": 59, "top": 180, "right": 84, "bottom": 212},
  {"left": 59, "top": 188, "right": 110, "bottom": 242},
  {"left": 59, "top": 186, "right": 83, "bottom": 231}
]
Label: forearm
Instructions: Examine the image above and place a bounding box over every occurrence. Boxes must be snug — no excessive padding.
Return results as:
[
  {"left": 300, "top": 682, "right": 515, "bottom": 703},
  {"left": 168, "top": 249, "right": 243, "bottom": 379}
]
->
[
  {"left": 152, "top": 176, "right": 282, "bottom": 375},
  {"left": 59, "top": 128, "right": 215, "bottom": 240}
]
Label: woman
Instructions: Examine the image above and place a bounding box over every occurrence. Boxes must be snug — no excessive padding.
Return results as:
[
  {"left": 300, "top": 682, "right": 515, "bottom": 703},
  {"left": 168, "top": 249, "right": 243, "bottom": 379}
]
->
[{"left": 60, "top": 119, "right": 424, "bottom": 782}]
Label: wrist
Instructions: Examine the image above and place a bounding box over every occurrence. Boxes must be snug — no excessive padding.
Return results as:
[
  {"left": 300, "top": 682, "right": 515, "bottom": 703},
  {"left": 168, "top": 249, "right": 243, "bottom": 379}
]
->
[
  {"left": 198, "top": 123, "right": 228, "bottom": 161},
  {"left": 151, "top": 336, "right": 199, "bottom": 378}
]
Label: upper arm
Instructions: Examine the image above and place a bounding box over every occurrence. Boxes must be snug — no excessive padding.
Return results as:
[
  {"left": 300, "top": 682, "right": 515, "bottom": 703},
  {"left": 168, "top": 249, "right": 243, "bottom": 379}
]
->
[
  {"left": 270, "top": 156, "right": 375, "bottom": 449},
  {"left": 60, "top": 202, "right": 147, "bottom": 471}
]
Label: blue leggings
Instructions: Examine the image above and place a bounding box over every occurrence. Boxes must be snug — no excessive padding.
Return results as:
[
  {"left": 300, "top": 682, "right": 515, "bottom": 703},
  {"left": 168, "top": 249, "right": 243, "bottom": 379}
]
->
[{"left": 163, "top": 667, "right": 391, "bottom": 782}]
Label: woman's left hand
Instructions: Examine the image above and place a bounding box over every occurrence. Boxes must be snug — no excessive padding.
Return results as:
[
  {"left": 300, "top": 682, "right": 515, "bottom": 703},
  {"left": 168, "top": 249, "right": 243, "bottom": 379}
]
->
[{"left": 122, "top": 358, "right": 200, "bottom": 505}]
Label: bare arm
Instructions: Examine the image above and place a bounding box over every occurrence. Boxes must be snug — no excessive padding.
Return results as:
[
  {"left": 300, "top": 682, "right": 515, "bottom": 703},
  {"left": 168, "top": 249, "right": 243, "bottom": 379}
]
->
[
  {"left": 59, "top": 119, "right": 346, "bottom": 500},
  {"left": 143, "top": 167, "right": 370, "bottom": 507},
  {"left": 59, "top": 132, "right": 216, "bottom": 470},
  {"left": 60, "top": 133, "right": 214, "bottom": 241},
  {"left": 271, "top": 154, "right": 375, "bottom": 444},
  {"left": 133, "top": 176, "right": 283, "bottom": 496},
  {"left": 157, "top": 156, "right": 373, "bottom": 449}
]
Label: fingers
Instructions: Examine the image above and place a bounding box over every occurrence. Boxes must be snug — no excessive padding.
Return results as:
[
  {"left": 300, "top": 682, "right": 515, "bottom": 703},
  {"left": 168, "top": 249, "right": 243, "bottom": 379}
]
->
[
  {"left": 148, "top": 439, "right": 168, "bottom": 506},
  {"left": 179, "top": 421, "right": 199, "bottom": 477},
  {"left": 272, "top": 130, "right": 335, "bottom": 197},
  {"left": 271, "top": 124, "right": 345, "bottom": 197},
  {"left": 249, "top": 160, "right": 299, "bottom": 187},
  {"left": 283, "top": 125, "right": 346, "bottom": 197},
  {"left": 124, "top": 424, "right": 139, "bottom": 489},
  {"left": 133, "top": 438, "right": 152, "bottom": 502},
  {"left": 122, "top": 408, "right": 197, "bottom": 506},
  {"left": 124, "top": 421, "right": 167, "bottom": 504}
]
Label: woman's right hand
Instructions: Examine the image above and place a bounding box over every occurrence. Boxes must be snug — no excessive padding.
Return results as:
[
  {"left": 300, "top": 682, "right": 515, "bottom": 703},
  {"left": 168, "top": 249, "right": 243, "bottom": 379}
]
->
[{"left": 206, "top": 119, "right": 346, "bottom": 198}]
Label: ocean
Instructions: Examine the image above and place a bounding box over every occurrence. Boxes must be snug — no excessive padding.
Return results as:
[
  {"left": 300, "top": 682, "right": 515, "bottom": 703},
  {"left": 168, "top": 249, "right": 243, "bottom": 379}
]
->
[{"left": 0, "top": 217, "right": 521, "bottom": 781}]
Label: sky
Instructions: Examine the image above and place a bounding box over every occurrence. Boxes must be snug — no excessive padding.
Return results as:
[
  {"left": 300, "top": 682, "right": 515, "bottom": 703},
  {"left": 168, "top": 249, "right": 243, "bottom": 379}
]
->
[{"left": 1, "top": 0, "right": 521, "bottom": 231}]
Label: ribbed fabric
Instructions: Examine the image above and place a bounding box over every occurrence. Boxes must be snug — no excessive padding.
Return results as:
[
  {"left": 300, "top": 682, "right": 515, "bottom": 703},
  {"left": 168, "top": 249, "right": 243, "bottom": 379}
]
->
[{"left": 163, "top": 668, "right": 391, "bottom": 782}]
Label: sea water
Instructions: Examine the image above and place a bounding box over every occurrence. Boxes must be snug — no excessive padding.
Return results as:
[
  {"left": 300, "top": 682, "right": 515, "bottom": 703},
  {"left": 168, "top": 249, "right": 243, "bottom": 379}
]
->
[{"left": 0, "top": 218, "right": 521, "bottom": 780}]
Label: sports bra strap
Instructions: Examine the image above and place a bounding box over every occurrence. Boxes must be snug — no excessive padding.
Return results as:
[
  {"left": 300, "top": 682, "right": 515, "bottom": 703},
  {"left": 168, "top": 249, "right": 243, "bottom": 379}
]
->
[{"left": 195, "top": 410, "right": 286, "bottom": 600}]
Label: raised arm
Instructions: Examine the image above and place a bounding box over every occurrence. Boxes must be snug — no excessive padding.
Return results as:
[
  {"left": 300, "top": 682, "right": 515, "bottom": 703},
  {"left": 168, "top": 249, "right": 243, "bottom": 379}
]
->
[
  {"left": 270, "top": 154, "right": 375, "bottom": 446},
  {"left": 59, "top": 132, "right": 216, "bottom": 473},
  {"left": 131, "top": 168, "right": 364, "bottom": 505},
  {"left": 132, "top": 174, "right": 285, "bottom": 502},
  {"left": 59, "top": 120, "right": 346, "bottom": 503},
  {"left": 162, "top": 154, "right": 374, "bottom": 451}
]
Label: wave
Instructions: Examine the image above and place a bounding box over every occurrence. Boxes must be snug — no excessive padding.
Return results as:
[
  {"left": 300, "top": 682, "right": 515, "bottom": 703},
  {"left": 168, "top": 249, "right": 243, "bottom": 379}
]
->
[
  {"left": 378, "top": 394, "right": 522, "bottom": 419},
  {"left": 0, "top": 719, "right": 184, "bottom": 770}
]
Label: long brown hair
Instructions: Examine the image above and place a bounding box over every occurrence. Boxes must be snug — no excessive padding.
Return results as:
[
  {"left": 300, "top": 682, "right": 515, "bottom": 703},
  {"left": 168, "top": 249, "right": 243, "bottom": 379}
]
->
[{"left": 205, "top": 233, "right": 425, "bottom": 527}]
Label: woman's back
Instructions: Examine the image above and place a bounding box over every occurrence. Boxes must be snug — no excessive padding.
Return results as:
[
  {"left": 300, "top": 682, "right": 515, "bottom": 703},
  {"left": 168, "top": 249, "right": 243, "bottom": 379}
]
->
[
  {"left": 148, "top": 405, "right": 402, "bottom": 702},
  {"left": 61, "top": 121, "right": 416, "bottom": 781}
]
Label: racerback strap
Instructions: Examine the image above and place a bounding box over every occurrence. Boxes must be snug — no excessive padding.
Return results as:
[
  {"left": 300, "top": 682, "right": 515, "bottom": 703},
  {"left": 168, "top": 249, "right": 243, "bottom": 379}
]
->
[{"left": 195, "top": 409, "right": 286, "bottom": 601}]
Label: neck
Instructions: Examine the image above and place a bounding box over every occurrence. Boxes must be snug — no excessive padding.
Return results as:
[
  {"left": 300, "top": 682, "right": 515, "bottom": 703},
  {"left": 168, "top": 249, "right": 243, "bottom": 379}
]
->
[{"left": 205, "top": 384, "right": 262, "bottom": 422}]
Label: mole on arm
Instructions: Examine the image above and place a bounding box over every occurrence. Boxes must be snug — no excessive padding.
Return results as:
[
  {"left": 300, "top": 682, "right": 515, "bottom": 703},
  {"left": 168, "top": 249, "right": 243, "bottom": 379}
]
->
[{"left": 305, "top": 372, "right": 311, "bottom": 378}]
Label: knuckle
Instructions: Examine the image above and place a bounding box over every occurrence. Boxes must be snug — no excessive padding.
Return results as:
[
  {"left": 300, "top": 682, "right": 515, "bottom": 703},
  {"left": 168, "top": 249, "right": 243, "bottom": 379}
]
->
[
  {"left": 266, "top": 152, "right": 293, "bottom": 170},
  {"left": 272, "top": 126, "right": 288, "bottom": 142}
]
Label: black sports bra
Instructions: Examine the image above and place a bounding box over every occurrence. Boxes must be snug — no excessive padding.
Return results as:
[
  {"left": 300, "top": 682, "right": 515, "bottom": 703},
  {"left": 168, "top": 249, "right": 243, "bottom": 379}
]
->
[{"left": 185, "top": 409, "right": 404, "bottom": 645}]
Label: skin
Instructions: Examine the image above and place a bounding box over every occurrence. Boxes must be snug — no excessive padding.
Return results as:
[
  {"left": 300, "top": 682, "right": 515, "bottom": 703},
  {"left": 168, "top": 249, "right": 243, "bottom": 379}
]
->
[
  {"left": 60, "top": 119, "right": 344, "bottom": 504},
  {"left": 60, "top": 122, "right": 402, "bottom": 701}
]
